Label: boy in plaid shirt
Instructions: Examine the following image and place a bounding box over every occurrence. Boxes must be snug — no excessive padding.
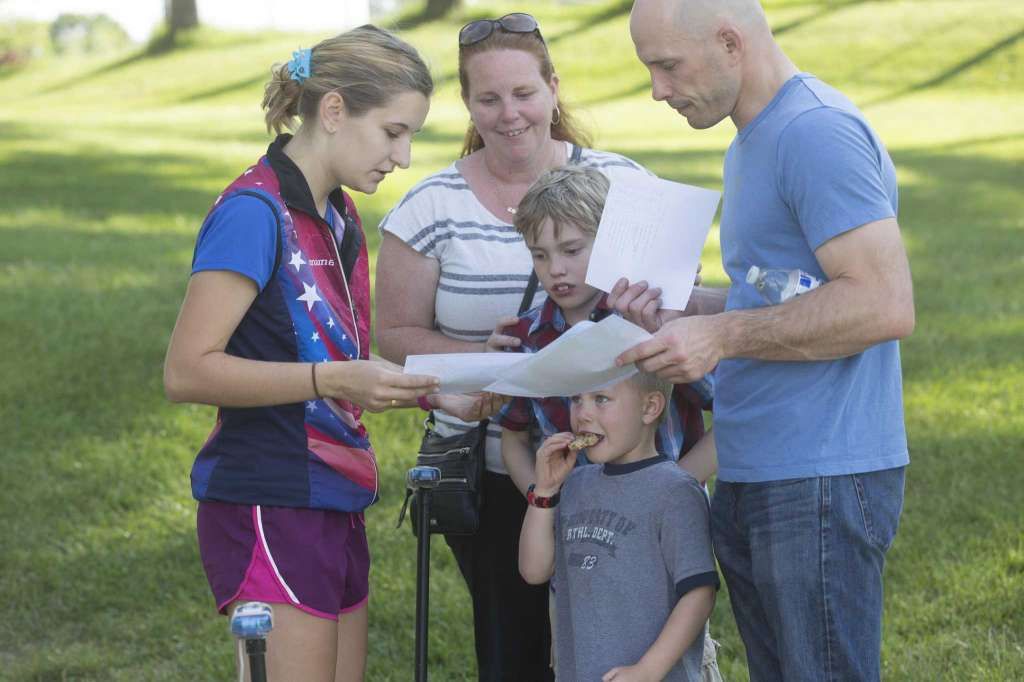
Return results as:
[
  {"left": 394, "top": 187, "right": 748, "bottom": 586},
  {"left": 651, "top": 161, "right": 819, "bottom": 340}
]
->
[{"left": 497, "top": 166, "right": 716, "bottom": 494}]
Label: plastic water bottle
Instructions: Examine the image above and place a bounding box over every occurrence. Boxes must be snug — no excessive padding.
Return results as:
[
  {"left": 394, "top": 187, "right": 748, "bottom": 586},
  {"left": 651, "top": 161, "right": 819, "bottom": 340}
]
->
[{"left": 746, "top": 265, "right": 822, "bottom": 304}]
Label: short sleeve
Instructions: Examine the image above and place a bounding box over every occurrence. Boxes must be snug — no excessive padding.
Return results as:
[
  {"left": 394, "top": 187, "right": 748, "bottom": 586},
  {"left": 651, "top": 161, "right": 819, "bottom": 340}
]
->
[
  {"left": 658, "top": 473, "right": 719, "bottom": 599},
  {"left": 378, "top": 167, "right": 467, "bottom": 260},
  {"left": 777, "top": 107, "right": 896, "bottom": 250},
  {"left": 192, "top": 195, "right": 278, "bottom": 290}
]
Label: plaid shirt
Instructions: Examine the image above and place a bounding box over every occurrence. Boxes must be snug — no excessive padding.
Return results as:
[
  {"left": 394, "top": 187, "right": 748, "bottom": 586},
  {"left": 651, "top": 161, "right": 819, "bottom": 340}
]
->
[{"left": 496, "top": 296, "right": 713, "bottom": 460}]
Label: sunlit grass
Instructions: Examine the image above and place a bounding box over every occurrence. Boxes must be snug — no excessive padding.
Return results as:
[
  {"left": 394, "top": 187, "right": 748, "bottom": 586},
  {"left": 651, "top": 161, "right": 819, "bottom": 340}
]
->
[{"left": 1, "top": 0, "right": 1022, "bottom": 679}]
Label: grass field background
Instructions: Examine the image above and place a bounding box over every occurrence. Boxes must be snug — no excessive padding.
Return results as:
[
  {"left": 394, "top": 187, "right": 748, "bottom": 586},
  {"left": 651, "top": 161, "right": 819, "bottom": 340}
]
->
[{"left": 1, "top": 0, "right": 1022, "bottom": 679}]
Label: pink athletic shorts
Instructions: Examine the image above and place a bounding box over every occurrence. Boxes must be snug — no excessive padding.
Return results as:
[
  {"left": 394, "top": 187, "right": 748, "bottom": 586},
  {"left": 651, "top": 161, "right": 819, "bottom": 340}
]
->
[{"left": 197, "top": 501, "right": 370, "bottom": 621}]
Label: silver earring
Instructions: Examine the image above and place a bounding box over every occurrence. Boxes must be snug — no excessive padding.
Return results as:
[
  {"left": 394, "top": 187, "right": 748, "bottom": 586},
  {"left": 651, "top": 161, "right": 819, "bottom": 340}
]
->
[{"left": 551, "top": 105, "right": 561, "bottom": 126}]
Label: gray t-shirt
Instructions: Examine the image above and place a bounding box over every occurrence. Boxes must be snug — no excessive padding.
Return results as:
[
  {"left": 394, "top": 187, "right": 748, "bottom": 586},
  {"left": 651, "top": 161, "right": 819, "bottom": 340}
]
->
[{"left": 553, "top": 456, "right": 719, "bottom": 681}]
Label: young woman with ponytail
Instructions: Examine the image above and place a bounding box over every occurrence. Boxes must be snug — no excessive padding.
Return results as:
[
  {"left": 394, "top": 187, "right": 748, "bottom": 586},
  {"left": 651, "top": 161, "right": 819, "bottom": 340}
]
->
[{"left": 164, "top": 25, "right": 494, "bottom": 681}]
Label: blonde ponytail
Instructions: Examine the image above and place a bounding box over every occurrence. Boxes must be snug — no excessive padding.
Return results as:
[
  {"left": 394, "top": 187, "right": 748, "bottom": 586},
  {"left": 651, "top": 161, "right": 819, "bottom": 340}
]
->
[
  {"left": 262, "top": 62, "right": 304, "bottom": 134},
  {"left": 261, "top": 25, "right": 432, "bottom": 135}
]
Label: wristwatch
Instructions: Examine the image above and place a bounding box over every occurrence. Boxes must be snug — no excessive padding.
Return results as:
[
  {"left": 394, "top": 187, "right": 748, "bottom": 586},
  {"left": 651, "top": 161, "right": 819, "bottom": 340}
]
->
[{"left": 527, "top": 484, "right": 560, "bottom": 508}]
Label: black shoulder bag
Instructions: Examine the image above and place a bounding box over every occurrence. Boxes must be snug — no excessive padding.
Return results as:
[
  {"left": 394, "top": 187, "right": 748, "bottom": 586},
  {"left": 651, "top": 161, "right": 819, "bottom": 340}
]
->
[{"left": 395, "top": 272, "right": 537, "bottom": 537}]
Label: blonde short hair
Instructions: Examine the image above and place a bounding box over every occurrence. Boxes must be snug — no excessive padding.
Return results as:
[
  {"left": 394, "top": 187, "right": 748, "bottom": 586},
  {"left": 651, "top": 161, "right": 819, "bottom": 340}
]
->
[
  {"left": 630, "top": 370, "right": 673, "bottom": 425},
  {"left": 514, "top": 165, "right": 609, "bottom": 245}
]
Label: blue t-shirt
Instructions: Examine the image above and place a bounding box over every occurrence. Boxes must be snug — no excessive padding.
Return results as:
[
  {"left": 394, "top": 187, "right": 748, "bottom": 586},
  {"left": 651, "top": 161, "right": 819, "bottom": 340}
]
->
[
  {"left": 192, "top": 195, "right": 342, "bottom": 290},
  {"left": 192, "top": 195, "right": 279, "bottom": 289},
  {"left": 715, "top": 74, "right": 909, "bottom": 482}
]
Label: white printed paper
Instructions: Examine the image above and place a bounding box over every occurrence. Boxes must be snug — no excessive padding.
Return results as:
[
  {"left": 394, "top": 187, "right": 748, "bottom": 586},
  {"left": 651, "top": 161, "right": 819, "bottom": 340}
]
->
[
  {"left": 483, "top": 316, "right": 653, "bottom": 398},
  {"left": 586, "top": 175, "right": 721, "bottom": 310},
  {"left": 404, "top": 352, "right": 528, "bottom": 393}
]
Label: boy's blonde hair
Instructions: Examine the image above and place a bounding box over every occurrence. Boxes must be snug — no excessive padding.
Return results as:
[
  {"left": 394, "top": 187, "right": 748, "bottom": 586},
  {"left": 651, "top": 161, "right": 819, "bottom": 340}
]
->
[
  {"left": 629, "top": 370, "right": 673, "bottom": 425},
  {"left": 514, "top": 166, "right": 610, "bottom": 244}
]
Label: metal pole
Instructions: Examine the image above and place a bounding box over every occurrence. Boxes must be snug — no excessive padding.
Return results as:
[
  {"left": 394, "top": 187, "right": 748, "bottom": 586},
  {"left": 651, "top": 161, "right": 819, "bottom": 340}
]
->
[
  {"left": 415, "top": 485, "right": 431, "bottom": 682},
  {"left": 407, "top": 466, "right": 440, "bottom": 682},
  {"left": 246, "top": 638, "right": 268, "bottom": 682}
]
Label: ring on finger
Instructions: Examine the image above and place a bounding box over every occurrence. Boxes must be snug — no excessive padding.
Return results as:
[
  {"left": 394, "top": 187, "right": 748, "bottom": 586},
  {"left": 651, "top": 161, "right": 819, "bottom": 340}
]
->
[{"left": 390, "top": 399, "right": 398, "bottom": 408}]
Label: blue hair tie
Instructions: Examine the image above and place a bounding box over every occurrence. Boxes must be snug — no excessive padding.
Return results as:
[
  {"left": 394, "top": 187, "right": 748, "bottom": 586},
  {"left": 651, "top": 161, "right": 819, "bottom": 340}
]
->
[{"left": 288, "top": 48, "right": 312, "bottom": 83}]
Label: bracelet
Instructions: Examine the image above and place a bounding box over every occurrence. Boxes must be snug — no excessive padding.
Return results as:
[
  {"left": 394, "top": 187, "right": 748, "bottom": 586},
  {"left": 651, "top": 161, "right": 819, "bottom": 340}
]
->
[
  {"left": 311, "top": 362, "right": 323, "bottom": 398},
  {"left": 526, "top": 483, "right": 560, "bottom": 508}
]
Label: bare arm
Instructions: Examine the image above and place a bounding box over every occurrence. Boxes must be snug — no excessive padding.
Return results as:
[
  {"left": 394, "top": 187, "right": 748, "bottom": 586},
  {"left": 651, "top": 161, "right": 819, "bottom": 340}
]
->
[
  {"left": 619, "top": 218, "right": 915, "bottom": 382},
  {"left": 519, "top": 505, "right": 557, "bottom": 585},
  {"left": 677, "top": 430, "right": 716, "bottom": 485},
  {"left": 602, "top": 586, "right": 715, "bottom": 681},
  {"left": 164, "top": 271, "right": 439, "bottom": 410},
  {"left": 502, "top": 428, "right": 536, "bottom": 497},
  {"left": 719, "top": 217, "right": 914, "bottom": 360},
  {"left": 519, "top": 432, "right": 576, "bottom": 585},
  {"left": 375, "top": 234, "right": 486, "bottom": 363}
]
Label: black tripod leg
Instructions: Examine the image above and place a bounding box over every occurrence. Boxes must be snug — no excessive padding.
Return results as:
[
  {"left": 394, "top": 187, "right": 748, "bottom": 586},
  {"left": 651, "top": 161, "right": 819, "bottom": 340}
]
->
[
  {"left": 246, "top": 638, "right": 268, "bottom": 682},
  {"left": 414, "top": 488, "right": 432, "bottom": 682}
]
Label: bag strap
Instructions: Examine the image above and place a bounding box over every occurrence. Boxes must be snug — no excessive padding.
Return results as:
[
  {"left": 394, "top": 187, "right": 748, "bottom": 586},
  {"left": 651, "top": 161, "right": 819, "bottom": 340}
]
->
[
  {"left": 396, "top": 488, "right": 413, "bottom": 529},
  {"left": 518, "top": 272, "right": 539, "bottom": 315},
  {"left": 517, "top": 144, "right": 584, "bottom": 316}
]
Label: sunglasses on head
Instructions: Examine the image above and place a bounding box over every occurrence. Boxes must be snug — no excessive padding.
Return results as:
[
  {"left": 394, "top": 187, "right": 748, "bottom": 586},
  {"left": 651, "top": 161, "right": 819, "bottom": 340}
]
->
[{"left": 458, "top": 13, "right": 543, "bottom": 46}]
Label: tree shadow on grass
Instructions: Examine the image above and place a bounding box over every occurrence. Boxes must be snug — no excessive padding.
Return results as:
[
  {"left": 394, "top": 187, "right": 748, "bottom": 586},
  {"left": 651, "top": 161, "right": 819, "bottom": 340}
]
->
[
  {"left": 0, "top": 149, "right": 228, "bottom": 454},
  {"left": 842, "top": 15, "right": 967, "bottom": 84},
  {"left": 597, "top": 146, "right": 725, "bottom": 188},
  {"left": 579, "top": 80, "right": 651, "bottom": 108},
  {"left": 412, "top": 125, "right": 466, "bottom": 148},
  {"left": 573, "top": 0, "right": 869, "bottom": 107},
  {"left": 865, "top": 25, "right": 1024, "bottom": 107},
  {"left": 0, "top": 248, "right": 196, "bottom": 449},
  {"left": 769, "top": 0, "right": 869, "bottom": 38},
  {"left": 546, "top": 0, "right": 870, "bottom": 46},
  {"left": 0, "top": 147, "right": 231, "bottom": 219},
  {"left": 1, "top": 517, "right": 230, "bottom": 679},
  {"left": 884, "top": 423, "right": 1024, "bottom": 664},
  {"left": 884, "top": 140, "right": 1024, "bottom": 382},
  {"left": 35, "top": 32, "right": 275, "bottom": 98},
  {"left": 546, "top": 0, "right": 632, "bottom": 46},
  {"left": 174, "top": 73, "right": 267, "bottom": 105}
]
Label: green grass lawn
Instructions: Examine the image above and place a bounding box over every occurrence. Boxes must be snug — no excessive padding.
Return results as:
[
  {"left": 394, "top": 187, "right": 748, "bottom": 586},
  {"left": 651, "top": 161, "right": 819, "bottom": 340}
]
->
[{"left": 1, "top": 0, "right": 1022, "bottom": 679}]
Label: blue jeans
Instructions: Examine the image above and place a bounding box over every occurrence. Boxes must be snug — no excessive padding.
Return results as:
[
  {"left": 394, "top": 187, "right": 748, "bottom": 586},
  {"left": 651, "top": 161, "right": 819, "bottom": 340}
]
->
[{"left": 711, "top": 467, "right": 905, "bottom": 681}]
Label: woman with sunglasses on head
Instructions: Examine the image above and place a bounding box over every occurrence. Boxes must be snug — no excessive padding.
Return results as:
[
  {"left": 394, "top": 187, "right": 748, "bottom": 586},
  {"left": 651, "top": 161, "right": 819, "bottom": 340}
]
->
[
  {"left": 163, "top": 26, "right": 496, "bottom": 681},
  {"left": 375, "top": 14, "right": 661, "bottom": 680}
]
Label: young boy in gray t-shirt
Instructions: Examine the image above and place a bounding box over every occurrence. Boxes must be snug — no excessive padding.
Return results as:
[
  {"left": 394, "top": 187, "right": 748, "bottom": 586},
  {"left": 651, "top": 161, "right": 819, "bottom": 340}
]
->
[{"left": 519, "top": 371, "right": 720, "bottom": 681}]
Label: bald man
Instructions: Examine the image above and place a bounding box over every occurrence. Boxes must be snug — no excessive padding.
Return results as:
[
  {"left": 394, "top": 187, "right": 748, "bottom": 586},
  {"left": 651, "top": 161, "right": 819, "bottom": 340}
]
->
[{"left": 611, "top": 1, "right": 915, "bottom": 680}]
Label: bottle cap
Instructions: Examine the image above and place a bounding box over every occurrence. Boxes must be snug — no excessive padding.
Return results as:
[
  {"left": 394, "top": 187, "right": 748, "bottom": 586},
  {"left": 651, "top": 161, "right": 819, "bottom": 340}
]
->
[{"left": 745, "top": 265, "right": 760, "bottom": 284}]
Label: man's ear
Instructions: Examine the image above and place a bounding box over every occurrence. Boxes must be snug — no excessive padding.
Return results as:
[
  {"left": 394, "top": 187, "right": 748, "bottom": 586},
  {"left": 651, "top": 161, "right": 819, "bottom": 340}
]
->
[
  {"left": 319, "top": 91, "right": 346, "bottom": 134},
  {"left": 641, "top": 390, "right": 667, "bottom": 426},
  {"left": 719, "top": 25, "right": 744, "bottom": 65}
]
